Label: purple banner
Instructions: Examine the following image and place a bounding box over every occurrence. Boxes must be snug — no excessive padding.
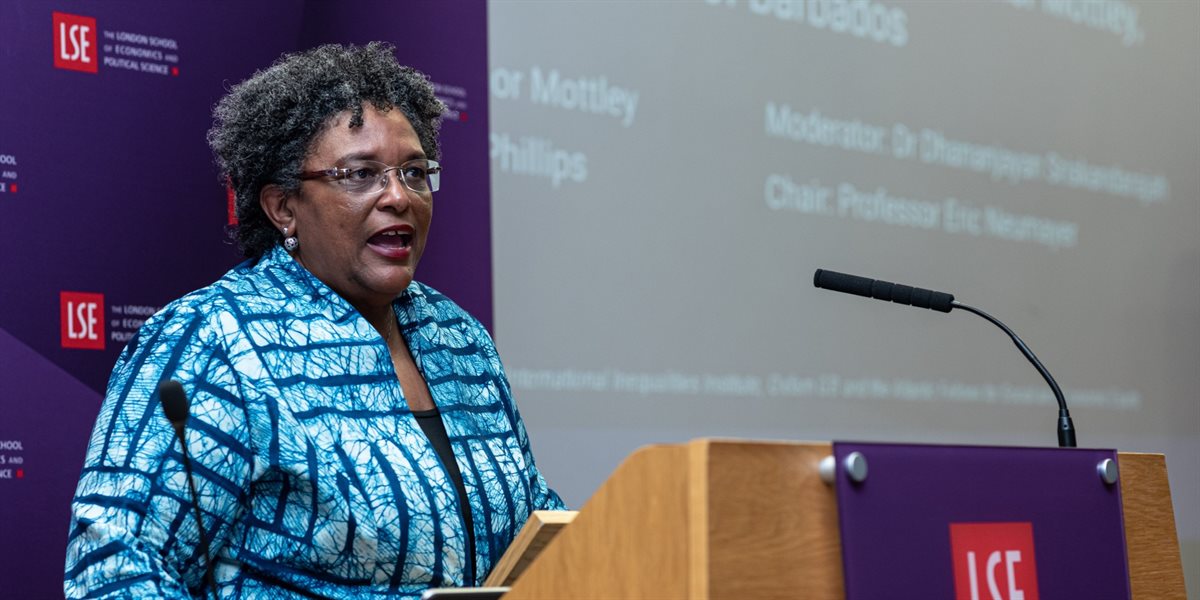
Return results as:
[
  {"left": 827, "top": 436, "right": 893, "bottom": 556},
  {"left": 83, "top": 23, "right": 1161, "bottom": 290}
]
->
[
  {"left": 0, "top": 1, "right": 490, "bottom": 597},
  {"left": 834, "top": 442, "right": 1131, "bottom": 599}
]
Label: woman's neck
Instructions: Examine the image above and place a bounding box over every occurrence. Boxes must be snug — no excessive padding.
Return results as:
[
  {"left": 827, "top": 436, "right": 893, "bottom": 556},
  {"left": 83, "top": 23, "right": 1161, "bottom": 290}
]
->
[{"left": 360, "top": 304, "right": 398, "bottom": 344}]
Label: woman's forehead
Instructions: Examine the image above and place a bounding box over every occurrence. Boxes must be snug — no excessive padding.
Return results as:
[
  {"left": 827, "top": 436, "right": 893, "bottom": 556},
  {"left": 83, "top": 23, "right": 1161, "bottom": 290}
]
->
[{"left": 310, "top": 106, "right": 422, "bottom": 163}]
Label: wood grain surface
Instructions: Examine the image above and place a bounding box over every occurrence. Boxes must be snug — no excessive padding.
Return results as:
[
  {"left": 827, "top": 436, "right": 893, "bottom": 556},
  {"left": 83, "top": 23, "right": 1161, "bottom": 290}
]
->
[
  {"left": 485, "top": 510, "right": 577, "bottom": 587},
  {"left": 1120, "top": 452, "right": 1187, "bottom": 599},
  {"left": 504, "top": 444, "right": 691, "bottom": 599}
]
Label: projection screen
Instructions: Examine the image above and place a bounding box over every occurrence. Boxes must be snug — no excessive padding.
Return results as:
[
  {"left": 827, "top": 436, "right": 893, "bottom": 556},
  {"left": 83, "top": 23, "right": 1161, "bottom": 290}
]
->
[{"left": 487, "top": 0, "right": 1199, "bottom": 587}]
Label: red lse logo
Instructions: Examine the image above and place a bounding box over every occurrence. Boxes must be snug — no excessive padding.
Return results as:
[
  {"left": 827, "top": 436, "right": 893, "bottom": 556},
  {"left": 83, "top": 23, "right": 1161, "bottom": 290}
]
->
[
  {"left": 53, "top": 12, "right": 98, "bottom": 74},
  {"left": 61, "top": 291, "right": 105, "bottom": 350},
  {"left": 225, "top": 178, "right": 238, "bottom": 226},
  {"left": 950, "top": 522, "right": 1039, "bottom": 600}
]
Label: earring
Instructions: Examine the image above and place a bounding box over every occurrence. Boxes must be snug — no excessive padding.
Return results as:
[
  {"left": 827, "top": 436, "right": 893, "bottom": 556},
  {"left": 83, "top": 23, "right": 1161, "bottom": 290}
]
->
[{"left": 282, "top": 227, "right": 298, "bottom": 252}]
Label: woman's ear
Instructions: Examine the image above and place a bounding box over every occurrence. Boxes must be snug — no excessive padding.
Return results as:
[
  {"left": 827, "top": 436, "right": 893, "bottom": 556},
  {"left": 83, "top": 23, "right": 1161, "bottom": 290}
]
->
[{"left": 259, "top": 184, "right": 295, "bottom": 233}]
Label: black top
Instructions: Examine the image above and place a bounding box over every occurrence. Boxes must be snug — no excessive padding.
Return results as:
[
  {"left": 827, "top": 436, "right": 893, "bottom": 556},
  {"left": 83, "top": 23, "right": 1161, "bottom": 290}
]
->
[{"left": 412, "top": 407, "right": 477, "bottom": 584}]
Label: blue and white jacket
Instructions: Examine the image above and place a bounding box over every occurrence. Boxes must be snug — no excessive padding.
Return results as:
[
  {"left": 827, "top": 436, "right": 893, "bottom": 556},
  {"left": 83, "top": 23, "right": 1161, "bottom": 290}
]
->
[{"left": 65, "top": 246, "right": 564, "bottom": 598}]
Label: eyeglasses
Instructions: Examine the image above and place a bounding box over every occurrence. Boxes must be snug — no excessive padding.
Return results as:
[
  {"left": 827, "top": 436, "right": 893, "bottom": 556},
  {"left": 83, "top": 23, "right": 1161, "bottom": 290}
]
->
[{"left": 298, "top": 158, "right": 441, "bottom": 196}]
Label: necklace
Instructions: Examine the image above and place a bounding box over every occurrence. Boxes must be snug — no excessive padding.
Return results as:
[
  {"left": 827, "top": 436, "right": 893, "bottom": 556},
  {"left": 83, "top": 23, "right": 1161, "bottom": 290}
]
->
[{"left": 382, "top": 314, "right": 399, "bottom": 347}]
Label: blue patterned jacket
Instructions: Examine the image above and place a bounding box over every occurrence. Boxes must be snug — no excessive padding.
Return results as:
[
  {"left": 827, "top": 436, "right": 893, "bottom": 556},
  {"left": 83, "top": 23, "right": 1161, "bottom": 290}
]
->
[{"left": 64, "top": 246, "right": 565, "bottom": 598}]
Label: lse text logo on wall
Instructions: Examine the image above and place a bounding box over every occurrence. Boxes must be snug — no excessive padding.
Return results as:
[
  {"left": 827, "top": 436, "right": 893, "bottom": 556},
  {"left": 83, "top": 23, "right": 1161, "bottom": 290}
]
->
[
  {"left": 53, "top": 12, "right": 98, "bottom": 73},
  {"left": 950, "top": 522, "right": 1039, "bottom": 600},
  {"left": 61, "top": 291, "right": 105, "bottom": 350}
]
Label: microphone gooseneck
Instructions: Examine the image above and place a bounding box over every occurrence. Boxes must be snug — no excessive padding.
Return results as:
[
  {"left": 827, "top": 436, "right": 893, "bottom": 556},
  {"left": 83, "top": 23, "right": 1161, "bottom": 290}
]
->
[
  {"left": 157, "top": 380, "right": 219, "bottom": 598},
  {"left": 813, "top": 268, "right": 1078, "bottom": 448},
  {"left": 949, "top": 301, "right": 1076, "bottom": 448}
]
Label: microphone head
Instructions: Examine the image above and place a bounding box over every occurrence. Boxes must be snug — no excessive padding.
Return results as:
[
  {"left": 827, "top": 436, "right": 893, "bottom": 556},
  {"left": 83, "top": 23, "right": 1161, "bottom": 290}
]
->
[
  {"left": 158, "top": 380, "right": 190, "bottom": 426},
  {"left": 814, "top": 268, "right": 955, "bottom": 313},
  {"left": 814, "top": 269, "right": 874, "bottom": 297}
]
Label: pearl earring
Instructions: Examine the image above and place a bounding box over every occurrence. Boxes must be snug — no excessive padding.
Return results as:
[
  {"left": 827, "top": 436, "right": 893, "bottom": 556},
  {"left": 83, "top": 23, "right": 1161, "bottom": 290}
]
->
[{"left": 283, "top": 227, "right": 298, "bottom": 252}]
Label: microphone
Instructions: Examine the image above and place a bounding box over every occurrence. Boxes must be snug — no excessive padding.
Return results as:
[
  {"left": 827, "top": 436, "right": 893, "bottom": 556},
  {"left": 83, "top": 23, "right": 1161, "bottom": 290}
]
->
[
  {"left": 813, "top": 269, "right": 1077, "bottom": 448},
  {"left": 158, "top": 380, "right": 218, "bottom": 598},
  {"left": 813, "top": 268, "right": 955, "bottom": 312},
  {"left": 160, "top": 379, "right": 191, "bottom": 426}
]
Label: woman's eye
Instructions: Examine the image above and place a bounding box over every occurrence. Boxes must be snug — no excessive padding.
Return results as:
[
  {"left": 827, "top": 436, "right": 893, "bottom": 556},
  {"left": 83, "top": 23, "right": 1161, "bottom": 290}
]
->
[{"left": 348, "top": 167, "right": 379, "bottom": 180}]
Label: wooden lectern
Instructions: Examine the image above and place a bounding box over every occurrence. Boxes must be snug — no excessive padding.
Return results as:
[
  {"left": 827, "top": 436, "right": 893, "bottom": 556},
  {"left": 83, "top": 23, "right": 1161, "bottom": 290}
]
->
[{"left": 496, "top": 439, "right": 1185, "bottom": 599}]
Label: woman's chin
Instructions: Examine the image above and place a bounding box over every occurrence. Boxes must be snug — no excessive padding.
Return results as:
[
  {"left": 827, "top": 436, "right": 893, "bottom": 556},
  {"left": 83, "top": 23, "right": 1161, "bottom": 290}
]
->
[
  {"left": 376, "top": 268, "right": 416, "bottom": 298},
  {"left": 331, "top": 267, "right": 416, "bottom": 311}
]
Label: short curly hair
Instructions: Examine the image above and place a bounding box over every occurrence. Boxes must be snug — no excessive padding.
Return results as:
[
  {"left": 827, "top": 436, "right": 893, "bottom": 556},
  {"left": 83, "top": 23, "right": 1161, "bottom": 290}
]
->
[{"left": 208, "top": 42, "right": 446, "bottom": 258}]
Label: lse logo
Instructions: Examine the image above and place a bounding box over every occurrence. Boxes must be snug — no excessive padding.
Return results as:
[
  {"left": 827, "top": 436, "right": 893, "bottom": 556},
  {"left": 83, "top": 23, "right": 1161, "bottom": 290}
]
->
[
  {"left": 61, "top": 291, "right": 105, "bottom": 350},
  {"left": 950, "top": 522, "right": 1039, "bottom": 600},
  {"left": 53, "top": 12, "right": 98, "bottom": 73}
]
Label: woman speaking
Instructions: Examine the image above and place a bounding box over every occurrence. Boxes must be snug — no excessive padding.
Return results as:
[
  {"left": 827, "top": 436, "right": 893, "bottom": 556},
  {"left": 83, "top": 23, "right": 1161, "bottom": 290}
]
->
[{"left": 64, "top": 43, "right": 564, "bottom": 599}]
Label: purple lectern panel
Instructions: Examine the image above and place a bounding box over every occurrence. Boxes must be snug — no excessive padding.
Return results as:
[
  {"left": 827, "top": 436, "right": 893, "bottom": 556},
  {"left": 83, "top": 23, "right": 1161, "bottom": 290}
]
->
[{"left": 834, "top": 442, "right": 1130, "bottom": 600}]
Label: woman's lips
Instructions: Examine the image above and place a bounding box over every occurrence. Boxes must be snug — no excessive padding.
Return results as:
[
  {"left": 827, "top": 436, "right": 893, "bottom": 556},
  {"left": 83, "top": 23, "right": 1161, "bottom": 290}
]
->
[{"left": 367, "top": 229, "right": 413, "bottom": 259}]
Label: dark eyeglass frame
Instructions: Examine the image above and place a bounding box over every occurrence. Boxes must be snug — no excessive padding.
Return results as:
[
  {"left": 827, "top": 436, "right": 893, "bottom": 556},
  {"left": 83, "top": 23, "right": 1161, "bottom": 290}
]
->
[{"left": 298, "top": 158, "right": 441, "bottom": 195}]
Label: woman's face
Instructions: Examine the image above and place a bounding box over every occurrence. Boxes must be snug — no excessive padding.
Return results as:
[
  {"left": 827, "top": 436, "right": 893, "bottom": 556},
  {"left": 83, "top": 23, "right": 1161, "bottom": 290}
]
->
[{"left": 289, "top": 105, "right": 432, "bottom": 313}]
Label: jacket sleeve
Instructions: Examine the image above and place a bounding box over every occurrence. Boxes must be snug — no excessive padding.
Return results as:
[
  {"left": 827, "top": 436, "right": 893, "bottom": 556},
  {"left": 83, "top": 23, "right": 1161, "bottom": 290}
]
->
[
  {"left": 64, "top": 304, "right": 255, "bottom": 598},
  {"left": 505, "top": 384, "right": 567, "bottom": 512},
  {"left": 484, "top": 339, "right": 566, "bottom": 513}
]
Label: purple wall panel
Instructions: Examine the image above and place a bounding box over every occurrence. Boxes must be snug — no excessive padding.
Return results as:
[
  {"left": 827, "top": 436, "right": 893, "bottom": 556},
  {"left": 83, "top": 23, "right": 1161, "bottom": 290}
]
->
[
  {"left": 0, "top": 329, "right": 102, "bottom": 597},
  {"left": 0, "top": 1, "right": 490, "bottom": 597}
]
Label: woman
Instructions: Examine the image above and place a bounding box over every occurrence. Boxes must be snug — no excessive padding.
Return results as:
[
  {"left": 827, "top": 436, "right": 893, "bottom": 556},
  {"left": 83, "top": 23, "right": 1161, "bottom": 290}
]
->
[{"left": 64, "top": 43, "right": 564, "bottom": 599}]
